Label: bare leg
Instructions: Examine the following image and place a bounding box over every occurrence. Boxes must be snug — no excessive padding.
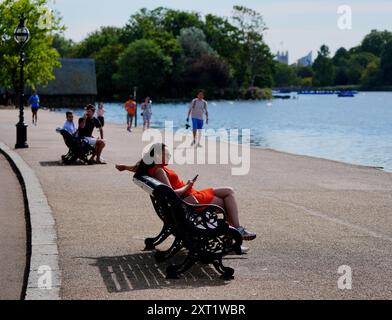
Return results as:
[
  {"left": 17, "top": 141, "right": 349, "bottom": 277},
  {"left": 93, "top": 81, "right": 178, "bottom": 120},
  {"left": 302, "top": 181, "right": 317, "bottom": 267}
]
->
[
  {"left": 96, "top": 140, "right": 106, "bottom": 162},
  {"left": 192, "top": 129, "right": 197, "bottom": 144},
  {"left": 211, "top": 188, "right": 240, "bottom": 228},
  {"left": 197, "top": 129, "right": 203, "bottom": 144}
]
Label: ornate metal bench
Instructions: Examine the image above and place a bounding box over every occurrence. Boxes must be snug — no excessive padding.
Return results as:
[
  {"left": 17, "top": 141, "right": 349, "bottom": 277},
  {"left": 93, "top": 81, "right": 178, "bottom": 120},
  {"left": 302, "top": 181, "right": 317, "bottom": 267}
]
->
[{"left": 133, "top": 175, "right": 243, "bottom": 280}]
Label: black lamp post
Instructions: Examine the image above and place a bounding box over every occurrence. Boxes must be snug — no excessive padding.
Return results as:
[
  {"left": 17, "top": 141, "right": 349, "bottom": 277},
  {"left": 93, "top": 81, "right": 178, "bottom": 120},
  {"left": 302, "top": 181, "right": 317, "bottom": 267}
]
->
[{"left": 14, "top": 17, "right": 30, "bottom": 149}]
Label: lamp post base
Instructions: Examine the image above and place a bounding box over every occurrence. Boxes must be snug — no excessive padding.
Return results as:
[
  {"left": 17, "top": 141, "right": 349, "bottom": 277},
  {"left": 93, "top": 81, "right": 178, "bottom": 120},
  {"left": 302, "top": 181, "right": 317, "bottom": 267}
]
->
[{"left": 15, "top": 123, "right": 29, "bottom": 149}]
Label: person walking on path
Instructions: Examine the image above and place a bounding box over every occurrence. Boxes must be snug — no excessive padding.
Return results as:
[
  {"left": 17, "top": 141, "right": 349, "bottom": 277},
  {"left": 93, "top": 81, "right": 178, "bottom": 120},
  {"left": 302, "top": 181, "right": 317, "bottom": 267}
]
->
[
  {"left": 125, "top": 96, "right": 137, "bottom": 132},
  {"left": 97, "top": 102, "right": 105, "bottom": 127},
  {"left": 141, "top": 97, "right": 152, "bottom": 131},
  {"left": 28, "top": 90, "right": 40, "bottom": 126},
  {"left": 187, "top": 90, "right": 209, "bottom": 148},
  {"left": 78, "top": 104, "right": 106, "bottom": 164}
]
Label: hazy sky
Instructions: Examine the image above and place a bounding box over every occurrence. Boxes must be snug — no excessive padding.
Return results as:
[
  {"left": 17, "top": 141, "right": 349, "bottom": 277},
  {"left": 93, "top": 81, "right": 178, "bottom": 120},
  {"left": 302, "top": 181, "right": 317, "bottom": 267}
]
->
[{"left": 49, "top": 0, "right": 392, "bottom": 63}]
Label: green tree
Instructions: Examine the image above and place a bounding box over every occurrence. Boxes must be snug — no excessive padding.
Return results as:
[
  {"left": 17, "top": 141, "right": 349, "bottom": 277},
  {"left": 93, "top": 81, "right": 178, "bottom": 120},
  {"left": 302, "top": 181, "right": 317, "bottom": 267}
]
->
[
  {"left": 273, "top": 62, "right": 299, "bottom": 87},
  {"left": 297, "top": 66, "right": 314, "bottom": 79},
  {"left": 361, "top": 60, "right": 383, "bottom": 88},
  {"left": 113, "top": 39, "right": 172, "bottom": 98},
  {"left": 203, "top": 14, "right": 242, "bottom": 70},
  {"left": 70, "top": 26, "right": 122, "bottom": 58},
  {"left": 0, "top": 0, "right": 63, "bottom": 91},
  {"left": 93, "top": 44, "right": 124, "bottom": 100},
  {"left": 381, "top": 39, "right": 392, "bottom": 84},
  {"left": 121, "top": 8, "right": 182, "bottom": 59},
  {"left": 231, "top": 5, "right": 274, "bottom": 87},
  {"left": 177, "top": 27, "right": 216, "bottom": 59},
  {"left": 52, "top": 34, "right": 74, "bottom": 58},
  {"left": 184, "top": 54, "right": 231, "bottom": 95},
  {"left": 162, "top": 9, "right": 203, "bottom": 37},
  {"left": 313, "top": 45, "right": 335, "bottom": 86},
  {"left": 333, "top": 47, "right": 350, "bottom": 66},
  {"left": 361, "top": 29, "right": 392, "bottom": 56},
  {"left": 334, "top": 67, "right": 350, "bottom": 85}
]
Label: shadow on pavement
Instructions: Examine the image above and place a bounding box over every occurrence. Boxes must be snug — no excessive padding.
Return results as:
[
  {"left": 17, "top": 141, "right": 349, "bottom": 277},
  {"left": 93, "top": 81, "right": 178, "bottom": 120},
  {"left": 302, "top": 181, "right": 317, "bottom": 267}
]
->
[
  {"left": 85, "top": 252, "right": 232, "bottom": 293},
  {"left": 39, "top": 160, "right": 86, "bottom": 167}
]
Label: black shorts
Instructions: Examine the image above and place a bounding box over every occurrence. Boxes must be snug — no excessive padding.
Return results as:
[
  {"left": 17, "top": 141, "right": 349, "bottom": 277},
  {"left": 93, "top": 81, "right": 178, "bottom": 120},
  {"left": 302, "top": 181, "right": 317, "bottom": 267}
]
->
[
  {"left": 98, "top": 116, "right": 104, "bottom": 127},
  {"left": 31, "top": 107, "right": 39, "bottom": 113}
]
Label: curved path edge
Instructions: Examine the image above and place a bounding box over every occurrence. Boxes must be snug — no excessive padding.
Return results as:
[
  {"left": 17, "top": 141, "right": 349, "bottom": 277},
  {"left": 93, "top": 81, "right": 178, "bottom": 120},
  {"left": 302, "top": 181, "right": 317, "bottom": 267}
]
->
[{"left": 0, "top": 142, "right": 61, "bottom": 300}]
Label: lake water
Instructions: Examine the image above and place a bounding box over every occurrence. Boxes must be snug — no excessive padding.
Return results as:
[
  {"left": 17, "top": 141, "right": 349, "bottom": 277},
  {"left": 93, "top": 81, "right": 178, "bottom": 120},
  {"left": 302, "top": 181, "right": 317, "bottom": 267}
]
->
[{"left": 56, "top": 92, "right": 392, "bottom": 172}]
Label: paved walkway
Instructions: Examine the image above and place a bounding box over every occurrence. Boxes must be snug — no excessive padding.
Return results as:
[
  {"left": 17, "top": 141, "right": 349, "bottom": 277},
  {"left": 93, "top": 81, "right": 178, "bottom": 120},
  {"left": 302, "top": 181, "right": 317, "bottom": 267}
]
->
[
  {"left": 0, "top": 152, "right": 26, "bottom": 300},
  {"left": 0, "top": 108, "right": 392, "bottom": 299}
]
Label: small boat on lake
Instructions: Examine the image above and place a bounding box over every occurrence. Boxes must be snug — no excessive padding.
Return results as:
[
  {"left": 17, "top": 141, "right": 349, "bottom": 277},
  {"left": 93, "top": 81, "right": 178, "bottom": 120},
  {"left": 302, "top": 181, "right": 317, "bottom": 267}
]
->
[{"left": 338, "top": 91, "right": 356, "bottom": 98}]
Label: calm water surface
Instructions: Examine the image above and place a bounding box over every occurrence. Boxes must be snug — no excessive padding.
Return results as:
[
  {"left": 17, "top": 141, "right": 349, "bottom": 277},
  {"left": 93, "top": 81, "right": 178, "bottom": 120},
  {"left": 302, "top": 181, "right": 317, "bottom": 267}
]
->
[{"left": 55, "top": 92, "right": 392, "bottom": 172}]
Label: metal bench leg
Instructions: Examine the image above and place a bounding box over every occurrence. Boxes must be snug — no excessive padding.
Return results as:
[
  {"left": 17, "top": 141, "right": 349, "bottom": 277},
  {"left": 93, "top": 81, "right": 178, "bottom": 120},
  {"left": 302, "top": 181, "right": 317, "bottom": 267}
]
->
[
  {"left": 154, "top": 238, "right": 183, "bottom": 262},
  {"left": 213, "top": 259, "right": 235, "bottom": 280},
  {"left": 166, "top": 255, "right": 196, "bottom": 279},
  {"left": 144, "top": 225, "right": 171, "bottom": 251}
]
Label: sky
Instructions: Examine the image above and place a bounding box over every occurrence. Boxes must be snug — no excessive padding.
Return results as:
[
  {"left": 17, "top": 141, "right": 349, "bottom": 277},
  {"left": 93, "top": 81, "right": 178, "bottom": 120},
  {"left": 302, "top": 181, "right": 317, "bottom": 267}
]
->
[{"left": 48, "top": 0, "right": 392, "bottom": 63}]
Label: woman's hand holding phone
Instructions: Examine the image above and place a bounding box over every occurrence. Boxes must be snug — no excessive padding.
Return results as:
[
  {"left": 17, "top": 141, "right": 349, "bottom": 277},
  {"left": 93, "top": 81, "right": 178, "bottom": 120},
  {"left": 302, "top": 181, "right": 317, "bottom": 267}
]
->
[{"left": 187, "top": 174, "right": 199, "bottom": 188}]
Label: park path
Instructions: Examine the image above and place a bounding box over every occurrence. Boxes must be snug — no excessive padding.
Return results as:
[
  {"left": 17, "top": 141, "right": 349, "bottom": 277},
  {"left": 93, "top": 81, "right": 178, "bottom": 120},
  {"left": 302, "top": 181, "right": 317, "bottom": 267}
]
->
[
  {"left": 0, "top": 152, "right": 26, "bottom": 300},
  {"left": 0, "top": 108, "right": 392, "bottom": 299}
]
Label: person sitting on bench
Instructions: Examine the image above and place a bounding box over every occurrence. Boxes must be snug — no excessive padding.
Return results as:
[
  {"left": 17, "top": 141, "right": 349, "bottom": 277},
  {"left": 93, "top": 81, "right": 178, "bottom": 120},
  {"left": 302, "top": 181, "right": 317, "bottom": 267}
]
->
[
  {"left": 115, "top": 143, "right": 257, "bottom": 241},
  {"left": 78, "top": 104, "right": 106, "bottom": 164}
]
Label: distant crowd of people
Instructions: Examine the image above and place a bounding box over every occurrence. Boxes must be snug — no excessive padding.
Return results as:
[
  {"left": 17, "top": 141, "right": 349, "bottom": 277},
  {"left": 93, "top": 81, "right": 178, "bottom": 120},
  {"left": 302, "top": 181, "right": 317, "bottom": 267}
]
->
[
  {"left": 124, "top": 96, "right": 153, "bottom": 132},
  {"left": 59, "top": 90, "right": 210, "bottom": 165}
]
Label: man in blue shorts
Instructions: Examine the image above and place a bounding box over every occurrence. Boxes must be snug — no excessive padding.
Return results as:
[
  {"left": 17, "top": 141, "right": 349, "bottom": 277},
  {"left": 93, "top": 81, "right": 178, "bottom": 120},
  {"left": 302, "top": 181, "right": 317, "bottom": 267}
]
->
[
  {"left": 187, "top": 90, "right": 209, "bottom": 148},
  {"left": 28, "top": 91, "right": 40, "bottom": 126}
]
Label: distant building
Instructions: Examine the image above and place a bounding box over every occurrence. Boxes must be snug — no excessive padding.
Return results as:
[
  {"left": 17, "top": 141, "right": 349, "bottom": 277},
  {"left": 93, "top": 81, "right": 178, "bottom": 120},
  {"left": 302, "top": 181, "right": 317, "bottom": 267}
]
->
[
  {"left": 36, "top": 58, "right": 97, "bottom": 108},
  {"left": 276, "top": 51, "right": 289, "bottom": 65},
  {"left": 297, "top": 51, "right": 313, "bottom": 67}
]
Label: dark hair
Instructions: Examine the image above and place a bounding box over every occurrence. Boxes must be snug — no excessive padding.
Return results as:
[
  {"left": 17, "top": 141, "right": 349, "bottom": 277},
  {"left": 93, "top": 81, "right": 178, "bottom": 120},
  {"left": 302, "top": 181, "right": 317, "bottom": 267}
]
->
[
  {"left": 86, "top": 104, "right": 95, "bottom": 111},
  {"left": 197, "top": 89, "right": 205, "bottom": 94},
  {"left": 66, "top": 111, "right": 73, "bottom": 117},
  {"left": 135, "top": 143, "right": 167, "bottom": 177}
]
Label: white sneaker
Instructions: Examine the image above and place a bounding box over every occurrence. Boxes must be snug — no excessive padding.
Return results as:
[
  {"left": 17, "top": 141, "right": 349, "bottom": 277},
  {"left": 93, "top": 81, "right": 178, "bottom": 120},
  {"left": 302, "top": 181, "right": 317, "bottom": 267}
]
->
[
  {"left": 191, "top": 140, "right": 195, "bottom": 146},
  {"left": 240, "top": 246, "right": 250, "bottom": 254},
  {"left": 228, "top": 245, "right": 249, "bottom": 255},
  {"left": 197, "top": 143, "right": 203, "bottom": 148}
]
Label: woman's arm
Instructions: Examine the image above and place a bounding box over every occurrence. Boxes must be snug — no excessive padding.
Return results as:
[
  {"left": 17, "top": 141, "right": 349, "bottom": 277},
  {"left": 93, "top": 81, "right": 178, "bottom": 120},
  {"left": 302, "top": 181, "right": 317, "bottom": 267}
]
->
[{"left": 154, "top": 168, "right": 193, "bottom": 197}]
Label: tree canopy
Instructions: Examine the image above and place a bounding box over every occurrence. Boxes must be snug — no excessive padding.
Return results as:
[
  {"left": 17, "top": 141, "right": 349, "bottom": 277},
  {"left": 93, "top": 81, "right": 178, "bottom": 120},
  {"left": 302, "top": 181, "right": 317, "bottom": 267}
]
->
[
  {"left": 0, "top": 0, "right": 63, "bottom": 91},
  {"left": 60, "top": 6, "right": 274, "bottom": 100}
]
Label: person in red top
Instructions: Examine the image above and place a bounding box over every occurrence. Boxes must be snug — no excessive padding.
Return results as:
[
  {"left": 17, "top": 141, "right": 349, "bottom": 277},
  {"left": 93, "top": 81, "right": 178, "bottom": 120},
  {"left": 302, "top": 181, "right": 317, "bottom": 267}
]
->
[
  {"left": 125, "top": 96, "right": 137, "bottom": 132},
  {"left": 115, "top": 143, "right": 256, "bottom": 242}
]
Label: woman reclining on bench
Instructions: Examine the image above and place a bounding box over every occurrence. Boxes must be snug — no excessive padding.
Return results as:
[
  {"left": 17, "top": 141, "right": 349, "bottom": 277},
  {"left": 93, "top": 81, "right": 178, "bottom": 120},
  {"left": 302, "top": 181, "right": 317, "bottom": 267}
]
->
[{"left": 116, "top": 143, "right": 256, "bottom": 242}]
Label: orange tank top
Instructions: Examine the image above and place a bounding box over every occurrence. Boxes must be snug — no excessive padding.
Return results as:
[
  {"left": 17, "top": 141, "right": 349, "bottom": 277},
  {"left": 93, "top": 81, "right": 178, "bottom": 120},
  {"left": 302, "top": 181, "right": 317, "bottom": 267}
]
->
[{"left": 147, "top": 165, "right": 215, "bottom": 205}]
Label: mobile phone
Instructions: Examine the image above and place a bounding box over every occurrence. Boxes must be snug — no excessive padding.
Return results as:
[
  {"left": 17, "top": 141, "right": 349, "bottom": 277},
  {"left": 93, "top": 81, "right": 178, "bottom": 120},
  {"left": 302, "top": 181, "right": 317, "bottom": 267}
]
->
[{"left": 192, "top": 174, "right": 199, "bottom": 182}]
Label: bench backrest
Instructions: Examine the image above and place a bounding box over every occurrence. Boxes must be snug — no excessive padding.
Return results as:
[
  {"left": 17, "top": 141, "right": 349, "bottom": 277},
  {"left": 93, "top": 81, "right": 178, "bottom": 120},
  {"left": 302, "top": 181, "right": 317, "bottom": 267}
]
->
[{"left": 58, "top": 129, "right": 78, "bottom": 149}]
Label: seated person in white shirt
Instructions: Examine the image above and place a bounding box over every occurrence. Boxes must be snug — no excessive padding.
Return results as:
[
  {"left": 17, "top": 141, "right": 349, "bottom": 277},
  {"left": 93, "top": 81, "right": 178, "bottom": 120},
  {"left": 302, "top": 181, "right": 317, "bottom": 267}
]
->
[{"left": 63, "top": 112, "right": 77, "bottom": 135}]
